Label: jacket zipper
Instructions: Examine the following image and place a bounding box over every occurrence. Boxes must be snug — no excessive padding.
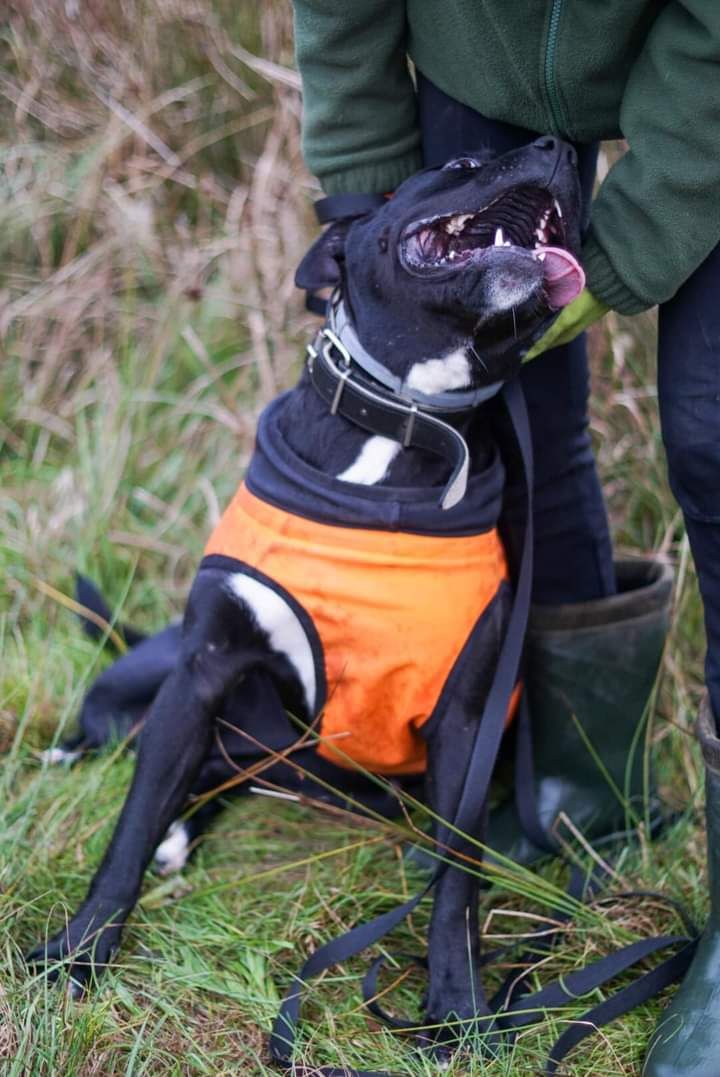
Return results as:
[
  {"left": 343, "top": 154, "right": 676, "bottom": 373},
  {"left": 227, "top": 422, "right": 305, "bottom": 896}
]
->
[{"left": 544, "top": 0, "right": 564, "bottom": 133}]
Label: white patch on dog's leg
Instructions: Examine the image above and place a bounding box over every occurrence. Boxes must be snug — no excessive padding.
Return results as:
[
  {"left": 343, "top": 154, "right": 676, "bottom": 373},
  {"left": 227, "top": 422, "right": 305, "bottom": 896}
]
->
[
  {"left": 405, "top": 348, "right": 471, "bottom": 395},
  {"left": 154, "top": 821, "right": 191, "bottom": 875},
  {"left": 336, "top": 436, "right": 401, "bottom": 485},
  {"left": 41, "top": 747, "right": 83, "bottom": 766},
  {"left": 225, "top": 574, "right": 316, "bottom": 712}
]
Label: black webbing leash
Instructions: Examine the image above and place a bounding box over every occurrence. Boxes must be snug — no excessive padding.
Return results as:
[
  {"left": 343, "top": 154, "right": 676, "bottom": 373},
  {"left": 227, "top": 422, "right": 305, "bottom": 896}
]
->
[{"left": 269, "top": 377, "right": 535, "bottom": 1073}]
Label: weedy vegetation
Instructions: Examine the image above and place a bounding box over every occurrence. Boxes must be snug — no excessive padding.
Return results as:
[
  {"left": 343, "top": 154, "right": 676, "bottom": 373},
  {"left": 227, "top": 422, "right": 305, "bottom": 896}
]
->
[{"left": 0, "top": 2, "right": 709, "bottom": 1074}]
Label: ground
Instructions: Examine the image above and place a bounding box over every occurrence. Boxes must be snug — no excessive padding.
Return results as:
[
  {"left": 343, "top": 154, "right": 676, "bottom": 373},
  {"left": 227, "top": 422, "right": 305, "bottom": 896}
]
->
[{"left": 0, "top": 3, "right": 709, "bottom": 1074}]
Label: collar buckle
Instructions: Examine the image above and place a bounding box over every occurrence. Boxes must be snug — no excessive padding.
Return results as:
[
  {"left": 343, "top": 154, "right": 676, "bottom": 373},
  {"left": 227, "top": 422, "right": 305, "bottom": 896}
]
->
[
  {"left": 330, "top": 364, "right": 352, "bottom": 415},
  {"left": 320, "top": 330, "right": 353, "bottom": 415},
  {"left": 306, "top": 340, "right": 318, "bottom": 375},
  {"left": 403, "top": 404, "right": 418, "bottom": 448},
  {"left": 321, "top": 326, "right": 351, "bottom": 367}
]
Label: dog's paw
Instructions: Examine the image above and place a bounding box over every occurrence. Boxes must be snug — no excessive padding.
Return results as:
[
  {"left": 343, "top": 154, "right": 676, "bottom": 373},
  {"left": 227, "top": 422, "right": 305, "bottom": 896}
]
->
[
  {"left": 40, "top": 746, "right": 83, "bottom": 767},
  {"left": 26, "top": 901, "right": 127, "bottom": 994},
  {"left": 420, "top": 1000, "right": 502, "bottom": 1063},
  {"left": 153, "top": 820, "right": 190, "bottom": 875}
]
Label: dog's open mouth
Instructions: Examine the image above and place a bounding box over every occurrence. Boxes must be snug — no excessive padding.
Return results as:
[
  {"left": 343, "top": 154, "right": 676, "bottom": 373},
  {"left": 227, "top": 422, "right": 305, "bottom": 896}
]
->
[{"left": 401, "top": 186, "right": 584, "bottom": 308}]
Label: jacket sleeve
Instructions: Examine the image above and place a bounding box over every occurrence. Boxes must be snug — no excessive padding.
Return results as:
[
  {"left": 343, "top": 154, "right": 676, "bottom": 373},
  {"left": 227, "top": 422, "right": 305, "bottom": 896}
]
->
[
  {"left": 582, "top": 2, "right": 720, "bottom": 314},
  {"left": 292, "top": 0, "right": 423, "bottom": 194}
]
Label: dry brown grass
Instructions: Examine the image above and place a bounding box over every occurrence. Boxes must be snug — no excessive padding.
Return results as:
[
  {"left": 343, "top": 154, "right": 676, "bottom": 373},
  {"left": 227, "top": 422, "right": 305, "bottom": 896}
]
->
[{"left": 2, "top": 0, "right": 312, "bottom": 422}]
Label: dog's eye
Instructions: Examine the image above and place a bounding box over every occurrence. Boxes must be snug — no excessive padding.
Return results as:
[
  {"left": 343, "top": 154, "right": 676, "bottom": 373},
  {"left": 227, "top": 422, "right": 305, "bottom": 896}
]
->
[{"left": 443, "top": 156, "right": 482, "bottom": 171}]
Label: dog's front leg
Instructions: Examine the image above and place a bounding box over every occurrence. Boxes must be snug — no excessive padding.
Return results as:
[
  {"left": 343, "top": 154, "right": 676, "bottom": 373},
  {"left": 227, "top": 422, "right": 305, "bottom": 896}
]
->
[
  {"left": 422, "top": 711, "right": 489, "bottom": 1046},
  {"left": 421, "top": 585, "right": 513, "bottom": 1051},
  {"left": 27, "top": 571, "right": 258, "bottom": 992}
]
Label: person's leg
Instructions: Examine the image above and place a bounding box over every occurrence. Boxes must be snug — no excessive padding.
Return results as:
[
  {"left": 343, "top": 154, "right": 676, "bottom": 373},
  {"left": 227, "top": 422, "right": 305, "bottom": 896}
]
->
[
  {"left": 417, "top": 73, "right": 614, "bottom": 603},
  {"left": 644, "top": 243, "right": 720, "bottom": 1077},
  {"left": 658, "top": 243, "right": 720, "bottom": 721},
  {"left": 517, "top": 345, "right": 615, "bottom": 603}
]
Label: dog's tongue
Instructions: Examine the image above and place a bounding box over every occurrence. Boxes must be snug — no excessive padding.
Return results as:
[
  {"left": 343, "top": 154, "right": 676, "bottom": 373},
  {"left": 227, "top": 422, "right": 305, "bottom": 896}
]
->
[{"left": 537, "top": 247, "right": 585, "bottom": 308}]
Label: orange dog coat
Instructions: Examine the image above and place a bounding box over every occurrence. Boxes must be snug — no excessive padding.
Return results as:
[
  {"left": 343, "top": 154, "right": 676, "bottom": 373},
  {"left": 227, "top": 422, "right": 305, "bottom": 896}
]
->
[
  {"left": 200, "top": 395, "right": 511, "bottom": 775},
  {"left": 203, "top": 490, "right": 511, "bottom": 775}
]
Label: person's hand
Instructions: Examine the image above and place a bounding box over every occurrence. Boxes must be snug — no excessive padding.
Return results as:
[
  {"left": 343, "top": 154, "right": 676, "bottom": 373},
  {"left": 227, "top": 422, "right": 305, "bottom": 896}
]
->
[{"left": 523, "top": 288, "right": 609, "bottom": 361}]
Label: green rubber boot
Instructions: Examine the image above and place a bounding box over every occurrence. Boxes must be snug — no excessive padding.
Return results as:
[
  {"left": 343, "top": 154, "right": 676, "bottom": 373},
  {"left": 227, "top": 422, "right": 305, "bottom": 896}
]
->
[
  {"left": 488, "top": 558, "right": 674, "bottom": 865},
  {"left": 644, "top": 696, "right": 720, "bottom": 1077}
]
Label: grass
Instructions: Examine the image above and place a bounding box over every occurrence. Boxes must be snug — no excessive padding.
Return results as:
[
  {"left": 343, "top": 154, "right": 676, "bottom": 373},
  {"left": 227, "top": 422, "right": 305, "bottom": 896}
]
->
[{"left": 0, "top": 2, "right": 710, "bottom": 1073}]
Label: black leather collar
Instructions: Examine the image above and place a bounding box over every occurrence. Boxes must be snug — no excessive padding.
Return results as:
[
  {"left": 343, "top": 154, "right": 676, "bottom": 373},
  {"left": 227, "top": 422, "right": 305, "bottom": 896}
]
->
[
  {"left": 328, "top": 298, "right": 502, "bottom": 414},
  {"left": 306, "top": 321, "right": 500, "bottom": 510}
]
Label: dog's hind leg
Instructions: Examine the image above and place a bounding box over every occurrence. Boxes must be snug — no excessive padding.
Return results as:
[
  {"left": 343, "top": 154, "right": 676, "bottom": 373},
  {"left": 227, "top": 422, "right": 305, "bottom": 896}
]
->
[
  {"left": 27, "top": 568, "right": 265, "bottom": 992},
  {"left": 152, "top": 663, "right": 310, "bottom": 872},
  {"left": 45, "top": 623, "right": 182, "bottom": 761}
]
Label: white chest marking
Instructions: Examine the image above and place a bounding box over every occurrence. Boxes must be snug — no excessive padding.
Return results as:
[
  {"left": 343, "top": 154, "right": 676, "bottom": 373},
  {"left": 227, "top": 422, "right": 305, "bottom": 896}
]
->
[
  {"left": 336, "top": 435, "right": 401, "bottom": 485},
  {"left": 226, "top": 573, "right": 316, "bottom": 713},
  {"left": 405, "top": 348, "right": 471, "bottom": 395}
]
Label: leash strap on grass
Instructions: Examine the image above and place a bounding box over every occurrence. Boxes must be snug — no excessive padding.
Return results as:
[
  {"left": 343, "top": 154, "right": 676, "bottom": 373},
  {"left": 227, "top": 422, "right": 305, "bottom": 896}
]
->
[
  {"left": 361, "top": 954, "right": 427, "bottom": 1030},
  {"left": 501, "top": 934, "right": 694, "bottom": 1031},
  {"left": 269, "top": 378, "right": 534, "bottom": 1073},
  {"left": 542, "top": 940, "right": 698, "bottom": 1076}
]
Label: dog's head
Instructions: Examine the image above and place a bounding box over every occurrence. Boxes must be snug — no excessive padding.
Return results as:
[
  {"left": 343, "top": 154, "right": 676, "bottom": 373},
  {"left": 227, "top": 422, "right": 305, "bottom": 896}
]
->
[{"left": 297, "top": 137, "right": 584, "bottom": 389}]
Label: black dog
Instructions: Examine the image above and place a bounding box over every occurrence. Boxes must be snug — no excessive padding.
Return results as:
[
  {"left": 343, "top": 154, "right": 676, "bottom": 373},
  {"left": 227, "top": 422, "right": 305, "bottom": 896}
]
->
[{"left": 30, "top": 138, "right": 583, "bottom": 1045}]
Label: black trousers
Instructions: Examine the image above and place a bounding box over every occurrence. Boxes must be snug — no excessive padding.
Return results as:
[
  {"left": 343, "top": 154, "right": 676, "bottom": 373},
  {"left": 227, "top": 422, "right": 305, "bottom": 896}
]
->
[{"left": 418, "top": 75, "right": 720, "bottom": 716}]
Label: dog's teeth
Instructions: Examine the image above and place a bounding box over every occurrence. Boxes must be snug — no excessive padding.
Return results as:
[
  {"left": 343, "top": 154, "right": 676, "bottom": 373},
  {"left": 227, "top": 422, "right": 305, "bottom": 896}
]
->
[
  {"left": 494, "top": 227, "right": 505, "bottom": 246},
  {"left": 445, "top": 213, "right": 473, "bottom": 236},
  {"left": 554, "top": 198, "right": 563, "bottom": 219},
  {"left": 538, "top": 252, "right": 546, "bottom": 261}
]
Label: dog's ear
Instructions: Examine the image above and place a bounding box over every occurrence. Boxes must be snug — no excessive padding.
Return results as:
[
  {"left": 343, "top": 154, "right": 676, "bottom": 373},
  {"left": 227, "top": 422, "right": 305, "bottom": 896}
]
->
[{"left": 294, "top": 220, "right": 351, "bottom": 291}]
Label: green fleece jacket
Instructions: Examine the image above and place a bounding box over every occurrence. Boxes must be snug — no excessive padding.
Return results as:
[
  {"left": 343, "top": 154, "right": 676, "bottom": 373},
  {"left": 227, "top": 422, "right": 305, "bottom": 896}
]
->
[{"left": 292, "top": 1, "right": 720, "bottom": 315}]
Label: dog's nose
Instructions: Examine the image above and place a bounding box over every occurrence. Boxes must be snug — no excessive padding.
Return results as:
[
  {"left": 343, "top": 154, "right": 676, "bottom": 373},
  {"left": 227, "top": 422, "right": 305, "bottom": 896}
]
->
[
  {"left": 533, "top": 136, "right": 577, "bottom": 167},
  {"left": 533, "top": 136, "right": 559, "bottom": 152}
]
